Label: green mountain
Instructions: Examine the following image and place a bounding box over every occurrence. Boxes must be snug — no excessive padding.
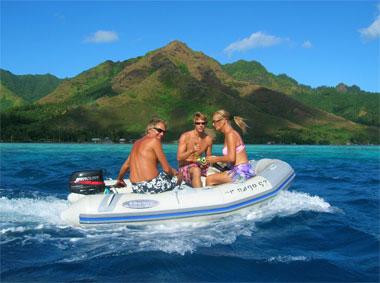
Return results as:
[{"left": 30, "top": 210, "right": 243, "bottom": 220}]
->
[
  {"left": 223, "top": 60, "right": 313, "bottom": 95},
  {"left": 0, "top": 69, "right": 62, "bottom": 106},
  {"left": 293, "top": 87, "right": 380, "bottom": 127},
  {"left": 1, "top": 41, "right": 379, "bottom": 145},
  {"left": 223, "top": 60, "right": 379, "bottom": 128},
  {"left": 0, "top": 84, "right": 27, "bottom": 111}
]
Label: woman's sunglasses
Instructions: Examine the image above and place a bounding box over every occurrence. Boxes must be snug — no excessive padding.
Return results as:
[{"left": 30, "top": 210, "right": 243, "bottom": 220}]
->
[
  {"left": 194, "top": 122, "right": 207, "bottom": 125},
  {"left": 212, "top": 118, "right": 223, "bottom": 124},
  {"left": 153, "top": 127, "right": 166, "bottom": 134}
]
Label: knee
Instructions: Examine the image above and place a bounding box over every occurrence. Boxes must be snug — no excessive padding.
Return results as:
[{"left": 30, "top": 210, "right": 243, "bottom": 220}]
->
[
  {"left": 205, "top": 176, "right": 213, "bottom": 186},
  {"left": 190, "top": 167, "right": 201, "bottom": 178}
]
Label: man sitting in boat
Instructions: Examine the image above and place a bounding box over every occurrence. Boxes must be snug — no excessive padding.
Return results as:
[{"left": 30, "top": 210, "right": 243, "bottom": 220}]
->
[
  {"left": 206, "top": 110, "right": 255, "bottom": 186},
  {"left": 115, "top": 119, "right": 182, "bottom": 194},
  {"left": 177, "top": 112, "right": 213, "bottom": 188}
]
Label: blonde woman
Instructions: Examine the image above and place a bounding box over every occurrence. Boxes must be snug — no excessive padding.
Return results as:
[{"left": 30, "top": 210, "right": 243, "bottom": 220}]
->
[{"left": 205, "top": 110, "right": 255, "bottom": 186}]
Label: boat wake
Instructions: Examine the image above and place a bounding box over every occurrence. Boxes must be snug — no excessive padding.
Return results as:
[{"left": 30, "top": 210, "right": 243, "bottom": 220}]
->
[
  {"left": 246, "top": 190, "right": 340, "bottom": 221},
  {"left": 0, "top": 189, "right": 340, "bottom": 256},
  {"left": 0, "top": 195, "right": 69, "bottom": 225}
]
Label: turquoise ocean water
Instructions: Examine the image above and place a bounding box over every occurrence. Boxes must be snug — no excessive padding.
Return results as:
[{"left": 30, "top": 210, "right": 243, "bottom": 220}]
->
[{"left": 0, "top": 143, "right": 379, "bottom": 282}]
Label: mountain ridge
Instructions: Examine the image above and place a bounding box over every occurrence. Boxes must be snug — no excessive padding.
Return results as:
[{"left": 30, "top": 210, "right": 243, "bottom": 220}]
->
[
  {"left": 0, "top": 69, "right": 62, "bottom": 103},
  {"left": 1, "top": 40, "right": 378, "bottom": 144}
]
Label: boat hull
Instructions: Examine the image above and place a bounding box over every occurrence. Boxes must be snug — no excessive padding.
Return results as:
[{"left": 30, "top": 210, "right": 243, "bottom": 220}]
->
[{"left": 61, "top": 159, "right": 295, "bottom": 226}]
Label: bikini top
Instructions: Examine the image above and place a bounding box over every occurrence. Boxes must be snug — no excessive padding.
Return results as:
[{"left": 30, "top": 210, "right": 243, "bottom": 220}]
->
[{"left": 222, "top": 132, "right": 245, "bottom": 156}]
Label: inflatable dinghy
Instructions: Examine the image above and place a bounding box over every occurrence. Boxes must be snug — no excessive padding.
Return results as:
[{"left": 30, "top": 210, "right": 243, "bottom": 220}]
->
[{"left": 61, "top": 159, "right": 295, "bottom": 226}]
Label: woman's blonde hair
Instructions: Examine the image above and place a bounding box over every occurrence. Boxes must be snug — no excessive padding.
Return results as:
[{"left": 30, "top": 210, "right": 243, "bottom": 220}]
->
[
  {"left": 213, "top": 109, "right": 248, "bottom": 134},
  {"left": 145, "top": 118, "right": 167, "bottom": 134}
]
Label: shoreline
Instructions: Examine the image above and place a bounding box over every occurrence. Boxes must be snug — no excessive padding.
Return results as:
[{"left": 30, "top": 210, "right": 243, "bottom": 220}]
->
[{"left": 1, "top": 142, "right": 379, "bottom": 146}]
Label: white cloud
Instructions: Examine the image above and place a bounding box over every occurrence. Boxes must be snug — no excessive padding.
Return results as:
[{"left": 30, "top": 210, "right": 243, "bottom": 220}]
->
[
  {"left": 53, "top": 12, "right": 65, "bottom": 21},
  {"left": 359, "top": 13, "right": 380, "bottom": 42},
  {"left": 224, "top": 32, "right": 283, "bottom": 55},
  {"left": 83, "top": 30, "right": 119, "bottom": 43},
  {"left": 302, "top": 40, "right": 313, "bottom": 48}
]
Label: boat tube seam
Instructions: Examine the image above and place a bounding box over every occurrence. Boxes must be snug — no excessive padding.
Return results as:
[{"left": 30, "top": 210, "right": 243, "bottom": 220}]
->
[
  {"left": 79, "top": 172, "right": 295, "bottom": 224},
  {"left": 83, "top": 166, "right": 294, "bottom": 218},
  {"left": 88, "top": 175, "right": 281, "bottom": 218}
]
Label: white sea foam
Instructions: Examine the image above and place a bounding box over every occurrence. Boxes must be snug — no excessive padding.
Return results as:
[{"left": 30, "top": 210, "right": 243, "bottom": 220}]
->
[
  {"left": 1, "top": 189, "right": 339, "bottom": 256},
  {"left": 246, "top": 190, "right": 339, "bottom": 221},
  {"left": 129, "top": 189, "right": 339, "bottom": 255},
  {"left": 0, "top": 196, "right": 69, "bottom": 225},
  {"left": 267, "top": 255, "right": 310, "bottom": 263},
  {"left": 1, "top": 226, "right": 27, "bottom": 234}
]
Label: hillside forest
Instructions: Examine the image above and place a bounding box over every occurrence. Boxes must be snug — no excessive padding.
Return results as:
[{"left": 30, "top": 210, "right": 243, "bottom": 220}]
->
[{"left": 1, "top": 41, "right": 379, "bottom": 145}]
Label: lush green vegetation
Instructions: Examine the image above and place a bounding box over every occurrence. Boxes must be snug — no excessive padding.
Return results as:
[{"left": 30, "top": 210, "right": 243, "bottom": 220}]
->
[
  {"left": 2, "top": 99, "right": 378, "bottom": 145},
  {"left": 1, "top": 41, "right": 378, "bottom": 145},
  {"left": 293, "top": 89, "right": 380, "bottom": 127},
  {"left": 0, "top": 69, "right": 62, "bottom": 104},
  {"left": 223, "top": 59, "right": 379, "bottom": 128},
  {"left": 0, "top": 85, "right": 26, "bottom": 111},
  {"left": 222, "top": 60, "right": 313, "bottom": 95}
]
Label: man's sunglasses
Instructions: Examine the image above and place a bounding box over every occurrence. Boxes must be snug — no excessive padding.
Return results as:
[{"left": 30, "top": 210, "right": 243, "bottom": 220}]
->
[
  {"left": 194, "top": 122, "right": 207, "bottom": 125},
  {"left": 153, "top": 127, "right": 166, "bottom": 134}
]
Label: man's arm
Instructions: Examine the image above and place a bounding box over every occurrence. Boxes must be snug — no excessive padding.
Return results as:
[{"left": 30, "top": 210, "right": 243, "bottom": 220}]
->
[
  {"left": 153, "top": 139, "right": 175, "bottom": 176},
  {"left": 115, "top": 155, "right": 130, "bottom": 186},
  {"left": 205, "top": 136, "right": 213, "bottom": 157},
  {"left": 177, "top": 133, "right": 198, "bottom": 162}
]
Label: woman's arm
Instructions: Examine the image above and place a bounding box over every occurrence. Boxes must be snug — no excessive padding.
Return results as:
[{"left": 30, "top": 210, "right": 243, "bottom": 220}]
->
[{"left": 206, "top": 132, "right": 237, "bottom": 164}]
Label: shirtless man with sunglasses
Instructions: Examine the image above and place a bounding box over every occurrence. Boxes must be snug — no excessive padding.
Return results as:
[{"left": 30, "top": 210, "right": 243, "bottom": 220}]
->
[
  {"left": 177, "top": 112, "right": 213, "bottom": 188},
  {"left": 116, "top": 119, "right": 182, "bottom": 194}
]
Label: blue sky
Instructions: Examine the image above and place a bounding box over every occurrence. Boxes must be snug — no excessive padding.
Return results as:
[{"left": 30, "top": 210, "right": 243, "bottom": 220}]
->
[{"left": 1, "top": 1, "right": 379, "bottom": 92}]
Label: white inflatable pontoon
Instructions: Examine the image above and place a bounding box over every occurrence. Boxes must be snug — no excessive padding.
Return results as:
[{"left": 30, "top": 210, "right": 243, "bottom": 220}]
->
[{"left": 61, "top": 159, "right": 295, "bottom": 226}]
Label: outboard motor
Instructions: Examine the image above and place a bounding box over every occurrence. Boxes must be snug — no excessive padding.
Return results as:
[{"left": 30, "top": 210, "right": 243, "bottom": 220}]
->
[{"left": 69, "top": 170, "right": 105, "bottom": 195}]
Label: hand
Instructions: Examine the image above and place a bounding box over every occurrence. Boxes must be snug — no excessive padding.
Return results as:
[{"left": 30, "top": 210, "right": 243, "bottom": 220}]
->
[
  {"left": 172, "top": 168, "right": 179, "bottom": 175},
  {"left": 206, "top": 156, "right": 218, "bottom": 164},
  {"left": 193, "top": 143, "right": 200, "bottom": 153},
  {"left": 115, "top": 179, "right": 127, "bottom": 187}
]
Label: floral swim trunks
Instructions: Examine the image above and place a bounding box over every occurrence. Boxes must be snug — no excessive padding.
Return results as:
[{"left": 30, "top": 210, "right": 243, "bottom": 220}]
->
[
  {"left": 227, "top": 163, "right": 256, "bottom": 183},
  {"left": 178, "top": 162, "right": 209, "bottom": 186},
  {"left": 131, "top": 172, "right": 178, "bottom": 194}
]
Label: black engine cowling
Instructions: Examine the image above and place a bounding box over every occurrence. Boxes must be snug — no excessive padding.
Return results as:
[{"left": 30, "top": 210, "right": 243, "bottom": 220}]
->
[{"left": 69, "top": 170, "right": 105, "bottom": 195}]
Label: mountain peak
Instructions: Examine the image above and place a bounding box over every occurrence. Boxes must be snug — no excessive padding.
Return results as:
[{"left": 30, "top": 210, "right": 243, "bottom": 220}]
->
[
  {"left": 336, "top": 83, "right": 348, "bottom": 93},
  {"left": 156, "top": 40, "right": 195, "bottom": 58},
  {"left": 165, "top": 40, "right": 190, "bottom": 50}
]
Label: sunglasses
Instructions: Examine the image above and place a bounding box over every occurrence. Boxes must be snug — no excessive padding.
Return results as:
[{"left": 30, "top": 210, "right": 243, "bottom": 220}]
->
[
  {"left": 194, "top": 122, "right": 207, "bottom": 125},
  {"left": 153, "top": 127, "right": 166, "bottom": 134},
  {"left": 212, "top": 118, "right": 223, "bottom": 124}
]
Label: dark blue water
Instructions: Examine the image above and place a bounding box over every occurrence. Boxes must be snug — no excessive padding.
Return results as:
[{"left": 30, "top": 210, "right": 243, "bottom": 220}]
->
[{"left": 1, "top": 144, "right": 379, "bottom": 282}]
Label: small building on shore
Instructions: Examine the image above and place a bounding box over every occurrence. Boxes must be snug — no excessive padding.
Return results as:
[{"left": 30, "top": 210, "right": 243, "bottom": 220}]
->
[{"left": 103, "top": 137, "right": 113, "bottom": 143}]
